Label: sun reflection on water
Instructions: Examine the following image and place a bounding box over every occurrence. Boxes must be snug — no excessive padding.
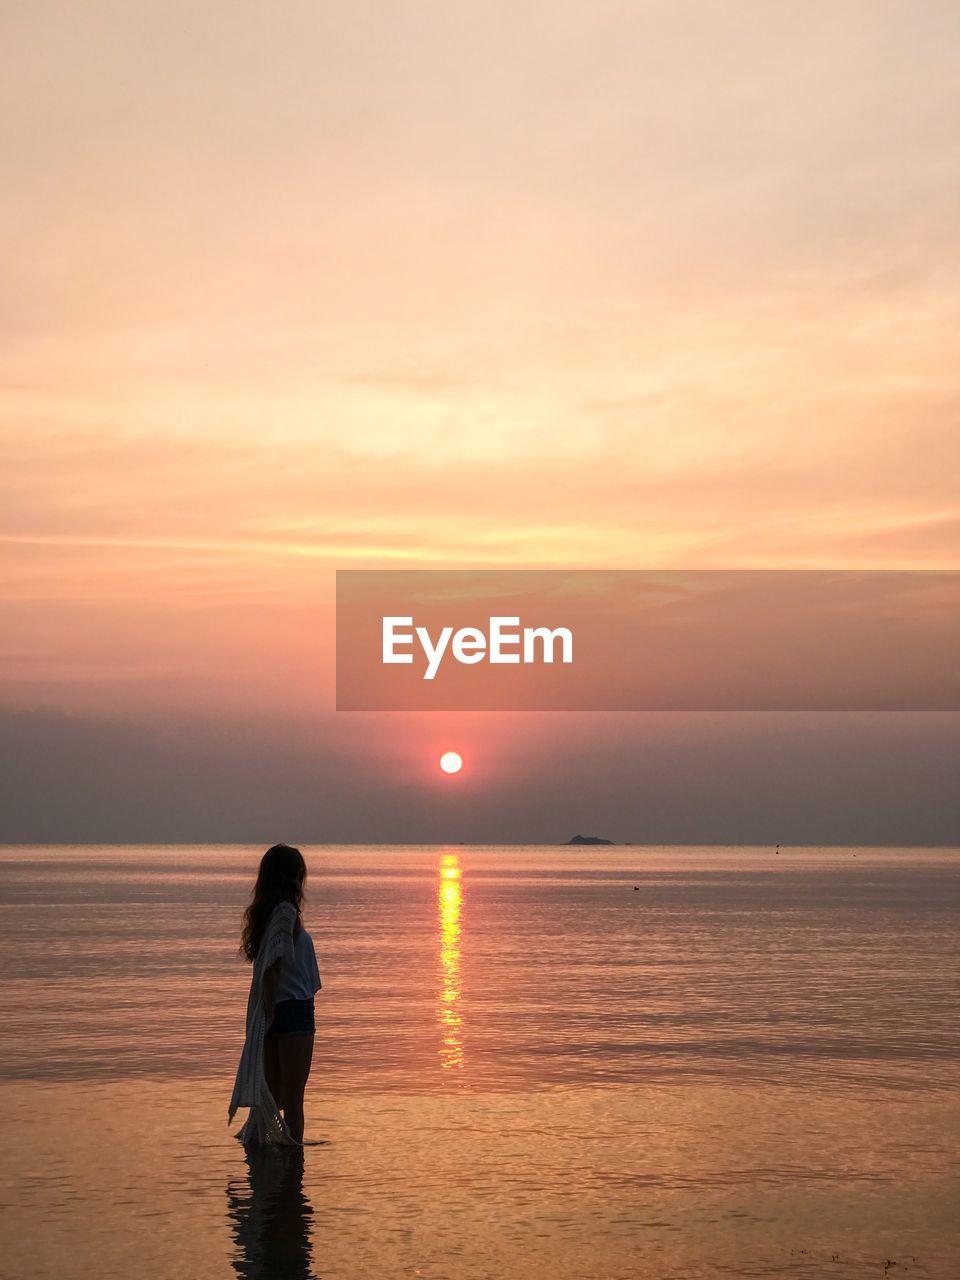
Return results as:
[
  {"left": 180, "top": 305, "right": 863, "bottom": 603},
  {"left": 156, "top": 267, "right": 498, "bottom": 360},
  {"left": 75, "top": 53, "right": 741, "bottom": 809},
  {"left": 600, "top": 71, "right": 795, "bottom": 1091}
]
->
[{"left": 436, "top": 852, "right": 465, "bottom": 1074}]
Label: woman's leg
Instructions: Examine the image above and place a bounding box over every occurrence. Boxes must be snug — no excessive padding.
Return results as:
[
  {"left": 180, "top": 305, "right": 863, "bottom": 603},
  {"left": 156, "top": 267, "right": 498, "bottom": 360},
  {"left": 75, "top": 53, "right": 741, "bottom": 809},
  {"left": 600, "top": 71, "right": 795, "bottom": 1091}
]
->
[
  {"left": 277, "top": 1033, "right": 315, "bottom": 1142},
  {"left": 264, "top": 1033, "right": 282, "bottom": 1104}
]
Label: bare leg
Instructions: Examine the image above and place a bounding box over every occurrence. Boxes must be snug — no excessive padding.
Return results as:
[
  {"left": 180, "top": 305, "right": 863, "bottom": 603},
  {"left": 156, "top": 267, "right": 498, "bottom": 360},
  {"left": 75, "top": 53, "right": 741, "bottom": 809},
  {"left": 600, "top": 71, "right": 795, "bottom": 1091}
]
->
[
  {"left": 264, "top": 1033, "right": 282, "bottom": 1105},
  {"left": 278, "top": 1033, "right": 315, "bottom": 1142}
]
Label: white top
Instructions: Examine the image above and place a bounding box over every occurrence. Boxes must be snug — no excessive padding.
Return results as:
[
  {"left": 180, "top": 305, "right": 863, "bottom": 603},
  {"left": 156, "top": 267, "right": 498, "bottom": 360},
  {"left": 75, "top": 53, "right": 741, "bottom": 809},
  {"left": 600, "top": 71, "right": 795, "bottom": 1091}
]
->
[{"left": 275, "top": 925, "right": 322, "bottom": 1002}]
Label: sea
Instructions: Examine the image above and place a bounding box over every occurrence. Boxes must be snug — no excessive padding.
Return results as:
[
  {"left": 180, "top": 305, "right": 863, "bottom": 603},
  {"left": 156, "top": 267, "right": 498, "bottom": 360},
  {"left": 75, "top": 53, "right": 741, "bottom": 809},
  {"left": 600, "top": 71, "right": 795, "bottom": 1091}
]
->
[{"left": 0, "top": 845, "right": 957, "bottom": 1279}]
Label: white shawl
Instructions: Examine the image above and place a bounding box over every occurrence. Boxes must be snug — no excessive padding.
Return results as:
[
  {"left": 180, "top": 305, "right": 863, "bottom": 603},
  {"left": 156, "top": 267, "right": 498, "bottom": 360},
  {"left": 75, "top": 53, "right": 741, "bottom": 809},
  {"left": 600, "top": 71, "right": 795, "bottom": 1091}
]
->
[{"left": 228, "top": 900, "right": 300, "bottom": 1146}]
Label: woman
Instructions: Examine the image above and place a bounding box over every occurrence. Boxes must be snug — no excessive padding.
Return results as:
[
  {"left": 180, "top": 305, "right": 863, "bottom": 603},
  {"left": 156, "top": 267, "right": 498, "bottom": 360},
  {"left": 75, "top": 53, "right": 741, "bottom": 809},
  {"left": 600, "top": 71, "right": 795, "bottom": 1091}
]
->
[{"left": 229, "top": 844, "right": 322, "bottom": 1145}]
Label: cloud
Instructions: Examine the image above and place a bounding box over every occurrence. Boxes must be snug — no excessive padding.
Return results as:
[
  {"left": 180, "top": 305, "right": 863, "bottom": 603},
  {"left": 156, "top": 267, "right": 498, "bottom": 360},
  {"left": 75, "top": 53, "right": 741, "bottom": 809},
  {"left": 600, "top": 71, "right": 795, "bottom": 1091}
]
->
[{"left": 2, "top": 2, "right": 959, "bottom": 837}]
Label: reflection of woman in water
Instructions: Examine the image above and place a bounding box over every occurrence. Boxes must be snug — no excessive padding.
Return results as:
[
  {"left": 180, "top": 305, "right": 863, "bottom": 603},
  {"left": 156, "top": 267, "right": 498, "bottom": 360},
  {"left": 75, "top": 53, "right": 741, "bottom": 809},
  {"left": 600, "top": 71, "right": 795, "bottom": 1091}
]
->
[
  {"left": 226, "top": 1145, "right": 314, "bottom": 1280},
  {"left": 229, "top": 844, "right": 322, "bottom": 1144}
]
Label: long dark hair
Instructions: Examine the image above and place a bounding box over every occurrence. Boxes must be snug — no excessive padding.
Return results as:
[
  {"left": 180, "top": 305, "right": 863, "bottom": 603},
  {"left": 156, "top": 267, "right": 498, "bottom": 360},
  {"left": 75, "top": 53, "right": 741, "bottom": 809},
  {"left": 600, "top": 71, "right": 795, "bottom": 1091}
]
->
[{"left": 240, "top": 844, "right": 306, "bottom": 962}]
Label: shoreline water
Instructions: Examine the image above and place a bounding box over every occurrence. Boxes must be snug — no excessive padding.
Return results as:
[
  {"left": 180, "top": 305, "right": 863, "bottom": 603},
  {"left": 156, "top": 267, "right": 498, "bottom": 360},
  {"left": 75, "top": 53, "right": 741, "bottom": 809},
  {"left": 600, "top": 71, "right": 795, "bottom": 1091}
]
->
[{"left": 1, "top": 845, "right": 957, "bottom": 1278}]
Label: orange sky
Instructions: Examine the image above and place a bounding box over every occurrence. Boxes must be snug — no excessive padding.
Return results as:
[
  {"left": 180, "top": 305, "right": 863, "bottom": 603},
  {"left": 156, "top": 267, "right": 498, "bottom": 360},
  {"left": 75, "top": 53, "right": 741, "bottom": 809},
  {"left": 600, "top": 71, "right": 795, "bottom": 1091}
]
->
[{"left": 1, "top": 4, "right": 959, "bottom": 841}]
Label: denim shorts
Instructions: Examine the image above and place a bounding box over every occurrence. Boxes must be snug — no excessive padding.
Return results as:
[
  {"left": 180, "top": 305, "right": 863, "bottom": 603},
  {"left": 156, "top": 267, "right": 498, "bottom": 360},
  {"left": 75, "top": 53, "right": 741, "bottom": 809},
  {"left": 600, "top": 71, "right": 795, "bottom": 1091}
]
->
[{"left": 266, "top": 997, "right": 315, "bottom": 1037}]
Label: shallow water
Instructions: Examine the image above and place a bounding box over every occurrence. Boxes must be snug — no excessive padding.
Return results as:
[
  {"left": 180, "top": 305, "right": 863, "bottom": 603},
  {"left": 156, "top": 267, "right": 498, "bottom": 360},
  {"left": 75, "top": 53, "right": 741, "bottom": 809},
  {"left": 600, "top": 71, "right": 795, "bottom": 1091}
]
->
[{"left": 0, "top": 845, "right": 957, "bottom": 1278}]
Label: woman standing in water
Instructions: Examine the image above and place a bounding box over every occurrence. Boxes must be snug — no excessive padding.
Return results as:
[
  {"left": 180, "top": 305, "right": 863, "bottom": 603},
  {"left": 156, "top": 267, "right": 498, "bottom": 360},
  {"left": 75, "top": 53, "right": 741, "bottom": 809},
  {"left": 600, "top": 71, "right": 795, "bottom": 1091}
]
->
[{"left": 229, "top": 844, "right": 322, "bottom": 1145}]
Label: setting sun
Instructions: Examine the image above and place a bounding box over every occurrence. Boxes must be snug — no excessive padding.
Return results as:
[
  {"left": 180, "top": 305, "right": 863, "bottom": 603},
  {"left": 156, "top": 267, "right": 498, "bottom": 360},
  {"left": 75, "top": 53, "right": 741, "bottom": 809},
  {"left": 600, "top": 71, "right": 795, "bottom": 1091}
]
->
[{"left": 439, "top": 751, "right": 463, "bottom": 775}]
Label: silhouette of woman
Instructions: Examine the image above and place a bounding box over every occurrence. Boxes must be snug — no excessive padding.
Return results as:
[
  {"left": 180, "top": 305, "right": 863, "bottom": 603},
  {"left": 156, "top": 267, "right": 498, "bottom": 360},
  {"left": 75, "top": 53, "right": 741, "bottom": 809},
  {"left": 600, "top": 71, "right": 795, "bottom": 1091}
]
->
[{"left": 230, "top": 845, "right": 322, "bottom": 1144}]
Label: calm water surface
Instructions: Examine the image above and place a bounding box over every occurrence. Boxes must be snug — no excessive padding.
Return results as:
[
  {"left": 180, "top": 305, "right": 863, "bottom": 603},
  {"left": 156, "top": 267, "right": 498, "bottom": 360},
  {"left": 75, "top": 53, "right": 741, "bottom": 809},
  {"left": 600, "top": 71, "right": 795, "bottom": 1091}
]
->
[{"left": 0, "top": 845, "right": 957, "bottom": 1279}]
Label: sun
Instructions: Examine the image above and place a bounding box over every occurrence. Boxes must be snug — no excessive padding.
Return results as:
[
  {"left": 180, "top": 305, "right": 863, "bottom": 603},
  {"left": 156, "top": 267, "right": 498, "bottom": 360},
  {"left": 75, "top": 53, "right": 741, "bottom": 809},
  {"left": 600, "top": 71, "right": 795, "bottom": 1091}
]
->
[{"left": 439, "top": 751, "right": 463, "bottom": 775}]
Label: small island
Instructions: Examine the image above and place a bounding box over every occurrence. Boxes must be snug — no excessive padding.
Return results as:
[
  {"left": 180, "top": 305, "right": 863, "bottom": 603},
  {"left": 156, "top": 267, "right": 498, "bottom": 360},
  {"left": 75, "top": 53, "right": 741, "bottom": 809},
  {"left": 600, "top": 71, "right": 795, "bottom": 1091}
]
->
[{"left": 565, "top": 834, "right": 615, "bottom": 845}]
